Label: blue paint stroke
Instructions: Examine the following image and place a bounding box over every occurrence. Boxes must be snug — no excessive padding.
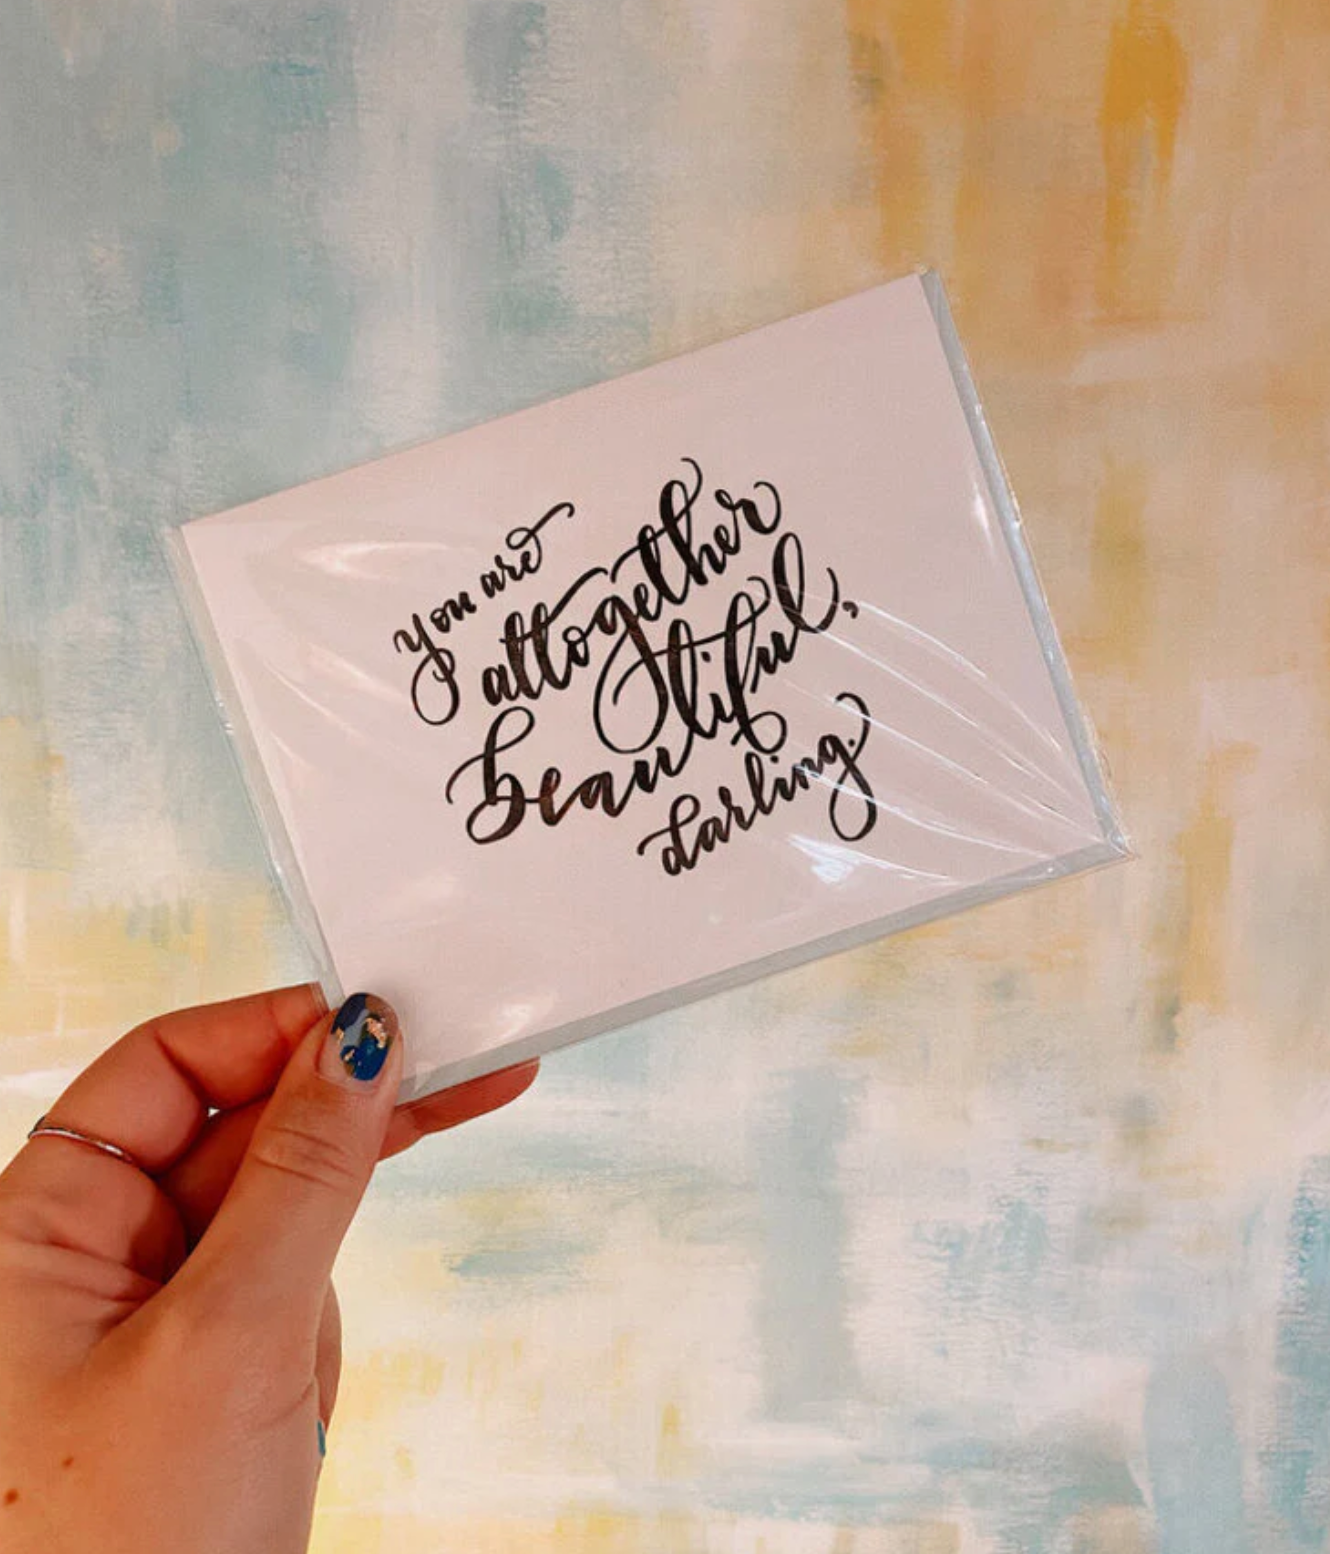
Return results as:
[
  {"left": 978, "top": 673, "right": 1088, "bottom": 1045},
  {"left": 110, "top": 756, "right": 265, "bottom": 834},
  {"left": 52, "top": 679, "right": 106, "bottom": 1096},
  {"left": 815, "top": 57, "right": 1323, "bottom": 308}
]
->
[
  {"left": 437, "top": 1, "right": 650, "bottom": 426},
  {"left": 0, "top": 3, "right": 364, "bottom": 898},
  {"left": 916, "top": 1190, "right": 1052, "bottom": 1348},
  {"left": 1266, "top": 1157, "right": 1330, "bottom": 1547},
  {"left": 927, "top": 1428, "right": 1143, "bottom": 1552},
  {"left": 1146, "top": 1355, "right": 1251, "bottom": 1554},
  {"left": 756, "top": 1067, "right": 858, "bottom": 1417}
]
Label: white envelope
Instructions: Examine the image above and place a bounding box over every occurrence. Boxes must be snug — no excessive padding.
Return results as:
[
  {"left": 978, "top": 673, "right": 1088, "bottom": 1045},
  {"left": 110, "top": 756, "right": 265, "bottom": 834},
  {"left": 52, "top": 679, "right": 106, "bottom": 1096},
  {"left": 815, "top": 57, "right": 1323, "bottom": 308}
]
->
[{"left": 170, "top": 271, "right": 1127, "bottom": 1100}]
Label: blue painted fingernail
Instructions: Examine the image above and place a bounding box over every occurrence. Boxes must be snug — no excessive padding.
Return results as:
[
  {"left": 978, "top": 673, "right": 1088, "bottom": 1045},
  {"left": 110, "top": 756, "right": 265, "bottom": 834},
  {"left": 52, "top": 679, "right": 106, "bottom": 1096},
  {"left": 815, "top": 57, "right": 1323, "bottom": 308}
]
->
[
  {"left": 317, "top": 1418, "right": 327, "bottom": 1458},
  {"left": 325, "top": 992, "right": 398, "bottom": 1084}
]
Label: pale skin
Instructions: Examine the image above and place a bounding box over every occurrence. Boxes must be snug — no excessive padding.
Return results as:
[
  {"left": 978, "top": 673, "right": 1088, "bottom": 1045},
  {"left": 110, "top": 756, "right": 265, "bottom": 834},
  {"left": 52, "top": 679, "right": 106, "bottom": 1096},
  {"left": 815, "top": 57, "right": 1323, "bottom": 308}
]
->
[{"left": 0, "top": 983, "right": 538, "bottom": 1554}]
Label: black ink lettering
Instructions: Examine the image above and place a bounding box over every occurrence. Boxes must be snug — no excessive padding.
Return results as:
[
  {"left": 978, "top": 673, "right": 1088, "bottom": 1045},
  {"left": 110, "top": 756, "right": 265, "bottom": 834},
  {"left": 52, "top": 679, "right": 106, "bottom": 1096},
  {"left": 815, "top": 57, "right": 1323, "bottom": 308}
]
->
[
  {"left": 410, "top": 458, "right": 878, "bottom": 878},
  {"left": 635, "top": 692, "right": 876, "bottom": 873},
  {"left": 393, "top": 614, "right": 461, "bottom": 726},
  {"left": 480, "top": 502, "right": 575, "bottom": 597},
  {"left": 429, "top": 592, "right": 477, "bottom": 633},
  {"left": 444, "top": 707, "right": 535, "bottom": 844}
]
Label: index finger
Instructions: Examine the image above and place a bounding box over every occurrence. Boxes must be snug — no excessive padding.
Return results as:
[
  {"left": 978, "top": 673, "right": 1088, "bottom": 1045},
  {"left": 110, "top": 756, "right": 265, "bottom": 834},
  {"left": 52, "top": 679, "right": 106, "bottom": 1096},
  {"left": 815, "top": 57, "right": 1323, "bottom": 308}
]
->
[{"left": 26, "top": 983, "right": 326, "bottom": 1176}]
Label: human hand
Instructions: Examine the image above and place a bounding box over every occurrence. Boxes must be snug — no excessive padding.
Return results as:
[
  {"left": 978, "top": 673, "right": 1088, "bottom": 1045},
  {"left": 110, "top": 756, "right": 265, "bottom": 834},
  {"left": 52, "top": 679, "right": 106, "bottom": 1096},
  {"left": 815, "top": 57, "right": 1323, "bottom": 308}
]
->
[{"left": 0, "top": 984, "right": 537, "bottom": 1554}]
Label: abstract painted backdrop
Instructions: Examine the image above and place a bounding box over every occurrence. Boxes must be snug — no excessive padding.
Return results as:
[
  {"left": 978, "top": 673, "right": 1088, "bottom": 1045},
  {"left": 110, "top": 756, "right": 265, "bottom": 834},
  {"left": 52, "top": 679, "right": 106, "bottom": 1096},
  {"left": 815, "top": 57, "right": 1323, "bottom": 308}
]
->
[{"left": 3, "top": 2, "right": 1329, "bottom": 1549}]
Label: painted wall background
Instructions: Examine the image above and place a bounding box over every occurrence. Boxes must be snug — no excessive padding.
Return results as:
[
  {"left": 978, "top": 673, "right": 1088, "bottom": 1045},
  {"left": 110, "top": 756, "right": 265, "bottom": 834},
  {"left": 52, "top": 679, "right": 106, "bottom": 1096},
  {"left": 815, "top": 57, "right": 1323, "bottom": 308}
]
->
[{"left": 2, "top": 1, "right": 1328, "bottom": 1549}]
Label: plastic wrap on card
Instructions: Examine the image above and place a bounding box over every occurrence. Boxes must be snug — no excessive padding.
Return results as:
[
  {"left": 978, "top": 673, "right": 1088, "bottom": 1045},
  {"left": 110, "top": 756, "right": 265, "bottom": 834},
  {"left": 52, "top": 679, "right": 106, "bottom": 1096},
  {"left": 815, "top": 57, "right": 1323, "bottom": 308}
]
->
[{"left": 167, "top": 271, "right": 1128, "bottom": 1101}]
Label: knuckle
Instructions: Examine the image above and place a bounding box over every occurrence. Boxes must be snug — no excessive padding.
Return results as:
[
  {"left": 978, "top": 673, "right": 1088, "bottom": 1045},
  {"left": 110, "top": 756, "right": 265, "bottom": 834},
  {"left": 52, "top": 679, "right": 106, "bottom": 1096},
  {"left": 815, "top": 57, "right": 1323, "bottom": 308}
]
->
[{"left": 250, "top": 1102, "right": 367, "bottom": 1195}]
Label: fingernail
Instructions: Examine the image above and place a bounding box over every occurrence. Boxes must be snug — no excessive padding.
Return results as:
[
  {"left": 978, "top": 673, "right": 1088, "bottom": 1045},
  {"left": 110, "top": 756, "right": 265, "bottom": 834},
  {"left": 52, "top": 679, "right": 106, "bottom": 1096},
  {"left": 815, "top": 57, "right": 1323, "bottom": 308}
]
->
[
  {"left": 322, "top": 992, "right": 398, "bottom": 1085},
  {"left": 317, "top": 1418, "right": 327, "bottom": 1459}
]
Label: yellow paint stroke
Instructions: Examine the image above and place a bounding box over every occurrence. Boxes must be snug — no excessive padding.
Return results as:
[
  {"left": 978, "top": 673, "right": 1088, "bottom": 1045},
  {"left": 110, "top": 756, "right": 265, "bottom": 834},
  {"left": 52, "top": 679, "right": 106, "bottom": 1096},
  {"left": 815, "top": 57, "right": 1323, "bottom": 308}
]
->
[
  {"left": 949, "top": 1, "right": 1019, "bottom": 346},
  {"left": 0, "top": 704, "right": 294, "bottom": 1083},
  {"left": 0, "top": 716, "right": 77, "bottom": 874},
  {"left": 349, "top": 1348, "right": 448, "bottom": 1422},
  {"left": 1263, "top": 0, "right": 1330, "bottom": 36},
  {"left": 1080, "top": 459, "right": 1150, "bottom": 676},
  {"left": 312, "top": 1511, "right": 965, "bottom": 1554},
  {"left": 843, "top": 0, "right": 957, "bottom": 274},
  {"left": 548, "top": 1508, "right": 700, "bottom": 1554},
  {"left": 1172, "top": 742, "right": 1256, "bottom": 1014},
  {"left": 1099, "top": 0, "right": 1188, "bottom": 319},
  {"left": 656, "top": 1400, "right": 686, "bottom": 1479},
  {"left": 831, "top": 1525, "right": 961, "bottom": 1554},
  {"left": 0, "top": 866, "right": 283, "bottom": 1067},
  {"left": 947, "top": 2, "right": 1107, "bottom": 366},
  {"left": 1065, "top": 1504, "right": 1154, "bottom": 1554}
]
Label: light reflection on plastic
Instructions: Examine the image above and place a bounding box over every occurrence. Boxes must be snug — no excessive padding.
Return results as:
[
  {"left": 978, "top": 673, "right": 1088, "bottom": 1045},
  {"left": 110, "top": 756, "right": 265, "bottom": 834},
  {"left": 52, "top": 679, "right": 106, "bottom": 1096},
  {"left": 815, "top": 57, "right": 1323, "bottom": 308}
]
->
[
  {"left": 971, "top": 486, "right": 997, "bottom": 549},
  {"left": 302, "top": 541, "right": 460, "bottom": 581},
  {"left": 789, "top": 832, "right": 955, "bottom": 887}
]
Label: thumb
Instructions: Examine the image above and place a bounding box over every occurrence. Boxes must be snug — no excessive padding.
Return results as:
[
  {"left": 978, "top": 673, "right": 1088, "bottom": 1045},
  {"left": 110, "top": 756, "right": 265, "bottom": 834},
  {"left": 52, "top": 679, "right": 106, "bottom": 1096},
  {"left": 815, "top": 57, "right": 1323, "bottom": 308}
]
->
[{"left": 177, "top": 993, "right": 402, "bottom": 1330}]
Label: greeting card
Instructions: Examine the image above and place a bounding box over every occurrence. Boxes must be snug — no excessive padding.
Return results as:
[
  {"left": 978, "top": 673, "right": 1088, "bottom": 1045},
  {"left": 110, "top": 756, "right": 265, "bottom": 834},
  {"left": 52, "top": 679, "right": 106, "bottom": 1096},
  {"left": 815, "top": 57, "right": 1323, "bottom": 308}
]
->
[{"left": 171, "top": 272, "right": 1127, "bottom": 1100}]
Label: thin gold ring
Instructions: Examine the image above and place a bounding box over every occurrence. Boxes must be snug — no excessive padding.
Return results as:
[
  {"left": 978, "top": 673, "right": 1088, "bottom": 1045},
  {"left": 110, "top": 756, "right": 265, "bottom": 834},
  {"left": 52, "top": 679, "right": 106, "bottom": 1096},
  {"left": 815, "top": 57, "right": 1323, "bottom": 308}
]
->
[{"left": 26, "top": 1115, "right": 145, "bottom": 1172}]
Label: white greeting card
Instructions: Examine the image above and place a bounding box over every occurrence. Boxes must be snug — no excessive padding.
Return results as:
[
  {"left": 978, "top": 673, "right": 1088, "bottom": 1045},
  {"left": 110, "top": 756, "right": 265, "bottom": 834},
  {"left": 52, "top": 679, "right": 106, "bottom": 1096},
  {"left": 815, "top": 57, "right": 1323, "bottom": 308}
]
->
[{"left": 171, "top": 272, "right": 1127, "bottom": 1100}]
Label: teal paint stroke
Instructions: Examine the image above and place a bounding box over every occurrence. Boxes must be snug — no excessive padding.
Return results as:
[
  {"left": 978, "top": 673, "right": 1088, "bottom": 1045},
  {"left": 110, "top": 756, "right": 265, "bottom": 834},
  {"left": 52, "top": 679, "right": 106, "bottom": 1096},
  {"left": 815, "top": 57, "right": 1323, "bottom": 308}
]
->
[
  {"left": 925, "top": 1194, "right": 1052, "bottom": 1313},
  {"left": 1266, "top": 1156, "right": 1330, "bottom": 1547},
  {"left": 924, "top": 1429, "right": 1144, "bottom": 1551},
  {"left": 1, "top": 0, "right": 660, "bottom": 897},
  {"left": 1146, "top": 1356, "right": 1252, "bottom": 1554},
  {"left": 0, "top": 3, "right": 364, "bottom": 899},
  {"left": 435, "top": 0, "right": 654, "bottom": 427},
  {"left": 756, "top": 1066, "right": 858, "bottom": 1416},
  {"left": 451, "top": 1234, "right": 595, "bottom": 1288}
]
